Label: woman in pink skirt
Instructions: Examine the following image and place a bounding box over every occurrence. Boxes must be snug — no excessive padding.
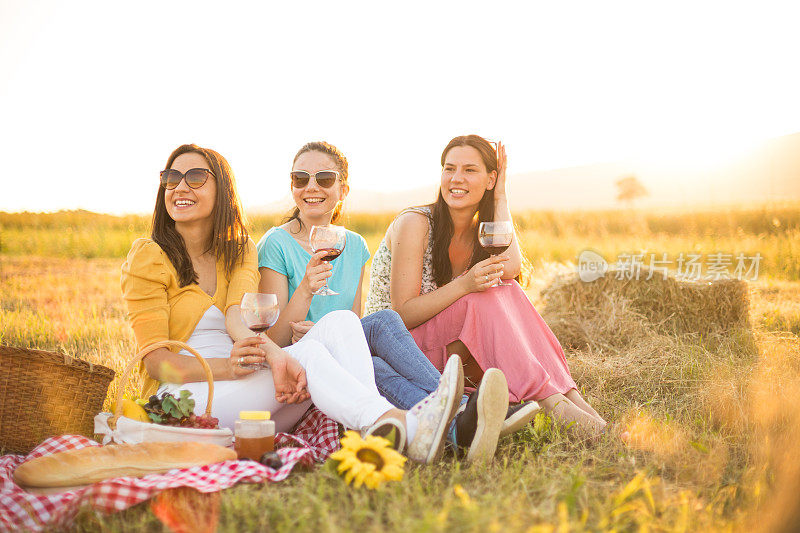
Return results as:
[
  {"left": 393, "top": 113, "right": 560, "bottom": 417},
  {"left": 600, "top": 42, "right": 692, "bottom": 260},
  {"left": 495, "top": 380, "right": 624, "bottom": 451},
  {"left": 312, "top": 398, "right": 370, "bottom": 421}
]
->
[{"left": 365, "top": 135, "right": 606, "bottom": 434}]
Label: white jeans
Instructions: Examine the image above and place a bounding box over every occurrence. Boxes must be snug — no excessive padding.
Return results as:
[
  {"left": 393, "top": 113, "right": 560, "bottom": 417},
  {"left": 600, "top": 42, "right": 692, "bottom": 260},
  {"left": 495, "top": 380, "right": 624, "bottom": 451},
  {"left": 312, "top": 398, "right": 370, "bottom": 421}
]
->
[{"left": 160, "top": 310, "right": 394, "bottom": 432}]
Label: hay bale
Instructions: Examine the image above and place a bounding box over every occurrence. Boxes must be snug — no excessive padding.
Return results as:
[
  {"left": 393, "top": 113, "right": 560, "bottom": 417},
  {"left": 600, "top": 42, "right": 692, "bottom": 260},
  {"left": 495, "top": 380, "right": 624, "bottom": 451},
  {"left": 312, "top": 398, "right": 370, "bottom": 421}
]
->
[{"left": 539, "top": 267, "right": 750, "bottom": 350}]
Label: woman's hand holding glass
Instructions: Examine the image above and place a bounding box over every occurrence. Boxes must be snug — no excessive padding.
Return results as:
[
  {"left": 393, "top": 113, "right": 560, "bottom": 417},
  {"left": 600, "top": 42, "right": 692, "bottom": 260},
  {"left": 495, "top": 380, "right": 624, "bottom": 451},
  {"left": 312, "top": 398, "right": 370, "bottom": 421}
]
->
[
  {"left": 309, "top": 225, "right": 346, "bottom": 296},
  {"left": 238, "top": 292, "right": 280, "bottom": 370},
  {"left": 238, "top": 292, "right": 309, "bottom": 402},
  {"left": 300, "top": 250, "right": 334, "bottom": 297},
  {"left": 227, "top": 337, "right": 269, "bottom": 379},
  {"left": 460, "top": 254, "right": 509, "bottom": 293},
  {"left": 479, "top": 221, "right": 514, "bottom": 287}
]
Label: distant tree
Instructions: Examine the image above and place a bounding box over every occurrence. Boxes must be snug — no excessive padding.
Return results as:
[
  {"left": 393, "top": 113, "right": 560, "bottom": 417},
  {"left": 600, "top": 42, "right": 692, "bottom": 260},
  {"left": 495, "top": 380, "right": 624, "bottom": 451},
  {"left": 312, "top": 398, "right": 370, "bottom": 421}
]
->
[{"left": 615, "top": 175, "right": 649, "bottom": 206}]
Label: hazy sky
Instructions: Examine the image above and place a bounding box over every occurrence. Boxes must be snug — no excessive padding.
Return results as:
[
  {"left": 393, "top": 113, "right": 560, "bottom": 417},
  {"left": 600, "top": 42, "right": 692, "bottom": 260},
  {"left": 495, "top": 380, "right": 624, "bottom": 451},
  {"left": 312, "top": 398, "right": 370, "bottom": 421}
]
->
[{"left": 2, "top": 1, "right": 799, "bottom": 214}]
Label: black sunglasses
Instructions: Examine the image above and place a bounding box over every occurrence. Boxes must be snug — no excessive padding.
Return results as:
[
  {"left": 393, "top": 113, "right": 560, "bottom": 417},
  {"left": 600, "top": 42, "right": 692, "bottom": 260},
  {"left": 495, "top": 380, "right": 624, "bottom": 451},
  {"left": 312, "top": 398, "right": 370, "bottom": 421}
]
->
[
  {"left": 160, "top": 168, "right": 214, "bottom": 190},
  {"left": 290, "top": 170, "right": 340, "bottom": 189}
]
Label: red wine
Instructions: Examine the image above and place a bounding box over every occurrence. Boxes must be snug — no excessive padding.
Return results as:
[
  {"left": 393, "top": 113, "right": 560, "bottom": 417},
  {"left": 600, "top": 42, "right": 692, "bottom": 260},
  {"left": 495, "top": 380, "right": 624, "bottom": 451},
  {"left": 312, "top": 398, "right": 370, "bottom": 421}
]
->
[
  {"left": 249, "top": 323, "right": 271, "bottom": 333},
  {"left": 317, "top": 247, "right": 343, "bottom": 262},
  {"left": 482, "top": 244, "right": 510, "bottom": 255}
]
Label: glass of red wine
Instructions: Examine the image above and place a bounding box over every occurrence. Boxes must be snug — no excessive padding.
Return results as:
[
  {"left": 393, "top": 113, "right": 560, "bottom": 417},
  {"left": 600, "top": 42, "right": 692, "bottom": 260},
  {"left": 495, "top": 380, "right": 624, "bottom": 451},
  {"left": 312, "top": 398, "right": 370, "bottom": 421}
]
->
[
  {"left": 478, "top": 221, "right": 514, "bottom": 287},
  {"left": 239, "top": 292, "right": 280, "bottom": 369},
  {"left": 309, "top": 225, "right": 347, "bottom": 296}
]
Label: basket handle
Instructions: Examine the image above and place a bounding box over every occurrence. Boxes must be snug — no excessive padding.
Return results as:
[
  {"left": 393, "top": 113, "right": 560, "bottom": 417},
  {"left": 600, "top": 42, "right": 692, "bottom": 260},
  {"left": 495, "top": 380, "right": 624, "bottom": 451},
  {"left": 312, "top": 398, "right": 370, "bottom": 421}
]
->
[{"left": 108, "top": 340, "right": 214, "bottom": 430}]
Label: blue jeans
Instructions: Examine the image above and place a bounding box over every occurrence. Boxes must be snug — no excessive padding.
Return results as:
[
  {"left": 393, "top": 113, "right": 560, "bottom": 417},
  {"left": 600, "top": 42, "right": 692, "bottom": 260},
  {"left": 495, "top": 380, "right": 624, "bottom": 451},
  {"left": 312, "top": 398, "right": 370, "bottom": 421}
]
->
[{"left": 361, "top": 309, "right": 468, "bottom": 411}]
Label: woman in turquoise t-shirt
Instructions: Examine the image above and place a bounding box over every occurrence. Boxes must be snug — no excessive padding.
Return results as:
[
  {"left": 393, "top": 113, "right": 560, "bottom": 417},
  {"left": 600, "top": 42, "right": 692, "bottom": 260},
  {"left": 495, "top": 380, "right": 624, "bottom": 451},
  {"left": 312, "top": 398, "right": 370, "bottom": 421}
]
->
[
  {"left": 256, "top": 141, "right": 536, "bottom": 463},
  {"left": 257, "top": 225, "right": 370, "bottom": 323}
]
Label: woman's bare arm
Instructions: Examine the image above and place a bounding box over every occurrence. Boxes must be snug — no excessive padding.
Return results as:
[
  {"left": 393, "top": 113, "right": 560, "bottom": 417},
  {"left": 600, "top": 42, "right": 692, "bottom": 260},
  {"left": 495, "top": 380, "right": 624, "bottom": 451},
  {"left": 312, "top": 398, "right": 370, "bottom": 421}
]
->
[
  {"left": 387, "top": 212, "right": 503, "bottom": 329},
  {"left": 351, "top": 266, "right": 365, "bottom": 317},
  {"left": 492, "top": 142, "right": 522, "bottom": 278},
  {"left": 142, "top": 343, "right": 264, "bottom": 384},
  {"left": 492, "top": 196, "right": 522, "bottom": 279}
]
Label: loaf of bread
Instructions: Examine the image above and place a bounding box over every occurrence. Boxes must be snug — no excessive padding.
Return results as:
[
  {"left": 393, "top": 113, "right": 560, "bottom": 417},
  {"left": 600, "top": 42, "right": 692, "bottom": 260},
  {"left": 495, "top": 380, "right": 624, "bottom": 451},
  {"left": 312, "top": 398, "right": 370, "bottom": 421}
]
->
[{"left": 13, "top": 441, "right": 237, "bottom": 488}]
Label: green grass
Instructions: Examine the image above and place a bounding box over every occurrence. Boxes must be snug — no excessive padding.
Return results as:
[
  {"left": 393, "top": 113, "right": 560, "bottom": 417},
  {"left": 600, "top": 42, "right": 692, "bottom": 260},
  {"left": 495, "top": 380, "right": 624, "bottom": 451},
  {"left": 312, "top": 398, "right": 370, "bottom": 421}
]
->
[
  {"left": 73, "top": 435, "right": 734, "bottom": 532},
  {"left": 3, "top": 208, "right": 800, "bottom": 531},
  {"left": 3, "top": 207, "right": 799, "bottom": 280}
]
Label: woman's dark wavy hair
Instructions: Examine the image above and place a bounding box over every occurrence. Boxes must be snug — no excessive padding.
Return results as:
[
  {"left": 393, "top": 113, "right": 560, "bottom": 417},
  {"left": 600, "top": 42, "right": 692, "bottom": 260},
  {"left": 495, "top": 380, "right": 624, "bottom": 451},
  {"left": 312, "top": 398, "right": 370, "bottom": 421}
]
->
[
  {"left": 284, "top": 141, "right": 348, "bottom": 232},
  {"left": 428, "top": 135, "right": 531, "bottom": 287},
  {"left": 151, "top": 144, "right": 250, "bottom": 287},
  {"left": 428, "top": 135, "right": 498, "bottom": 287}
]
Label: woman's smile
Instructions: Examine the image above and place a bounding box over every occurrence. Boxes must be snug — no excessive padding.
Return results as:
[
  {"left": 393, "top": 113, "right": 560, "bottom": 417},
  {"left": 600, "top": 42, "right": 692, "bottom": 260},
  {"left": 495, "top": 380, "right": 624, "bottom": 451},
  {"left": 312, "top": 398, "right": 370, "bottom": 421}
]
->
[{"left": 172, "top": 198, "right": 197, "bottom": 208}]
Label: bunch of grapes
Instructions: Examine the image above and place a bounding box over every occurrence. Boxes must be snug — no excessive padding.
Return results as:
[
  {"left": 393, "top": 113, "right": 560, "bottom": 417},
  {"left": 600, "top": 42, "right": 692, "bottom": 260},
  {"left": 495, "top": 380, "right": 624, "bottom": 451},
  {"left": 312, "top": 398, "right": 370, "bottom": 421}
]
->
[
  {"left": 179, "top": 414, "right": 220, "bottom": 429},
  {"left": 142, "top": 391, "right": 220, "bottom": 429}
]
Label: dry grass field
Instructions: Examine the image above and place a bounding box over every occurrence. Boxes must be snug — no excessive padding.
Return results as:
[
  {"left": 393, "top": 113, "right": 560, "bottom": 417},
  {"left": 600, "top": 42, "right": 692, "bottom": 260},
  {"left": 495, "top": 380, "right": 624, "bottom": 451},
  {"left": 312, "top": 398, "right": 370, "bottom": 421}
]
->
[{"left": 1, "top": 207, "right": 799, "bottom": 532}]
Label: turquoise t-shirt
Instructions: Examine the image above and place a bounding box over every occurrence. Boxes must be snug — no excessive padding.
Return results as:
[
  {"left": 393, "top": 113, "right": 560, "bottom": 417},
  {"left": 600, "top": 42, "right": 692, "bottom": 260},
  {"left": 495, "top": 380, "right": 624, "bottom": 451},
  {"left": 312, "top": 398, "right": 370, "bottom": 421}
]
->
[{"left": 256, "top": 227, "right": 371, "bottom": 322}]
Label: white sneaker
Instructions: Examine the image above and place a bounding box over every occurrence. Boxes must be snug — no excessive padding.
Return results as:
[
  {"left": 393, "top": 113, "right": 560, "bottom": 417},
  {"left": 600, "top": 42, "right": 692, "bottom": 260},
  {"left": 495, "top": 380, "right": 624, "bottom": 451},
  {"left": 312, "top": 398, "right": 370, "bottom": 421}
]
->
[
  {"left": 406, "top": 354, "right": 464, "bottom": 464},
  {"left": 363, "top": 417, "right": 407, "bottom": 452},
  {"left": 465, "top": 368, "right": 509, "bottom": 464}
]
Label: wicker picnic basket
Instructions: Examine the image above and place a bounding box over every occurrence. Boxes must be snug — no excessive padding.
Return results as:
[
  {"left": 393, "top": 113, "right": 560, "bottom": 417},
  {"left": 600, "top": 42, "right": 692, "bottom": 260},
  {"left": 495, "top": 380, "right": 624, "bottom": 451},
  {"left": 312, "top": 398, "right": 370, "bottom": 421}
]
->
[
  {"left": 0, "top": 345, "right": 115, "bottom": 454},
  {"left": 97, "top": 340, "right": 233, "bottom": 446}
]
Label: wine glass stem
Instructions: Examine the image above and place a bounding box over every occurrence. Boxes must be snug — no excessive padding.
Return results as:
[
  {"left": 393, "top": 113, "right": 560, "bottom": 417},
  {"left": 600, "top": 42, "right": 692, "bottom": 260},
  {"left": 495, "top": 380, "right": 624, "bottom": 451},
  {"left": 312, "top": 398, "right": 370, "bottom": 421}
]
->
[{"left": 256, "top": 332, "right": 269, "bottom": 367}]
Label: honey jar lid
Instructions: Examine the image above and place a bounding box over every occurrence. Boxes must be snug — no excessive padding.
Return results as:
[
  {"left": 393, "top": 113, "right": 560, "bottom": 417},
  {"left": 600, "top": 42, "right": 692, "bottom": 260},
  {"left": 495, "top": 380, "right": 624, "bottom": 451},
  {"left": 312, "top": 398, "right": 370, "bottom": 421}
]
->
[{"left": 239, "top": 411, "right": 271, "bottom": 420}]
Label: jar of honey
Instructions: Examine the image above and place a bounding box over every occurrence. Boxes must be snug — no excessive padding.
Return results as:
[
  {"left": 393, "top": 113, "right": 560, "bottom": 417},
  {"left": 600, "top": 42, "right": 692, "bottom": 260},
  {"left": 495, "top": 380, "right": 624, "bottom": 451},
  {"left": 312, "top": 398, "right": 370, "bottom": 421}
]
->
[{"left": 234, "top": 411, "right": 275, "bottom": 461}]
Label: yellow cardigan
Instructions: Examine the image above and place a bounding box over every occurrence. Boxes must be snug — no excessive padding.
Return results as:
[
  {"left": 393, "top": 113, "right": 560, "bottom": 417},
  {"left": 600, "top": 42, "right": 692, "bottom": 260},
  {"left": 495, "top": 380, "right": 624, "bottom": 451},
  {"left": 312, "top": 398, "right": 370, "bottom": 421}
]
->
[{"left": 120, "top": 237, "right": 260, "bottom": 398}]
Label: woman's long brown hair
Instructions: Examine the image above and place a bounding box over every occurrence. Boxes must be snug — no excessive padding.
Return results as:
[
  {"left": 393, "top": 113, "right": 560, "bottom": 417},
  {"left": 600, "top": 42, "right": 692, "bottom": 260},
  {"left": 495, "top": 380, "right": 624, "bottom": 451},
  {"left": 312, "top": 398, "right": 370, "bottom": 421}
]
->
[
  {"left": 151, "top": 144, "right": 249, "bottom": 287},
  {"left": 427, "top": 135, "right": 498, "bottom": 287}
]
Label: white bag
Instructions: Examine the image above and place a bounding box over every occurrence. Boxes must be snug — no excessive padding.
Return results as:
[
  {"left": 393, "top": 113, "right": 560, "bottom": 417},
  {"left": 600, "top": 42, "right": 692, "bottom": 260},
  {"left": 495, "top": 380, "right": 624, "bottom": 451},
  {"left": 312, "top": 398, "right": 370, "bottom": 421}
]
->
[{"left": 94, "top": 412, "right": 233, "bottom": 447}]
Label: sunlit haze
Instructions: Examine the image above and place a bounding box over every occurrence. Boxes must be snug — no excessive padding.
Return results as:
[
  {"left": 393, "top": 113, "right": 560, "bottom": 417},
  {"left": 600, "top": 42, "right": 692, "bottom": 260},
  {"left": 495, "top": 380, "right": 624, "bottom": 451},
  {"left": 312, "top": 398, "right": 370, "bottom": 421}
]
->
[{"left": 2, "top": 1, "right": 800, "bottom": 214}]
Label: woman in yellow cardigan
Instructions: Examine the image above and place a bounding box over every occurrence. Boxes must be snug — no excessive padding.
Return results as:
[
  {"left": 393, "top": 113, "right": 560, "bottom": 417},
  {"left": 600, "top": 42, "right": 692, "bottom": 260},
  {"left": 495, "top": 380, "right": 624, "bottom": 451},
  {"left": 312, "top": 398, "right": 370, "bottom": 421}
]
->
[{"left": 120, "top": 144, "right": 463, "bottom": 464}]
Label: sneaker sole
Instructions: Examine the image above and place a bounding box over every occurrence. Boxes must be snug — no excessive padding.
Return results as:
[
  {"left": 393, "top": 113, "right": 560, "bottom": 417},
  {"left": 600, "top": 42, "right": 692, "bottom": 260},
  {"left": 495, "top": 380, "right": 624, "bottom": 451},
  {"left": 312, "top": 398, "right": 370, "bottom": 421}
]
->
[
  {"left": 499, "top": 401, "right": 541, "bottom": 438},
  {"left": 423, "top": 354, "right": 465, "bottom": 464},
  {"left": 466, "top": 369, "right": 509, "bottom": 464},
  {"left": 364, "top": 417, "right": 407, "bottom": 452}
]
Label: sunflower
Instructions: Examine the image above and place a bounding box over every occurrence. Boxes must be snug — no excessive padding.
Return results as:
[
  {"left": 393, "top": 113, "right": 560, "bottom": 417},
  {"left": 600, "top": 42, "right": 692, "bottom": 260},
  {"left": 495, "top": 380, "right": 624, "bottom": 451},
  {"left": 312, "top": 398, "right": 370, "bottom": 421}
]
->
[{"left": 329, "top": 431, "right": 407, "bottom": 489}]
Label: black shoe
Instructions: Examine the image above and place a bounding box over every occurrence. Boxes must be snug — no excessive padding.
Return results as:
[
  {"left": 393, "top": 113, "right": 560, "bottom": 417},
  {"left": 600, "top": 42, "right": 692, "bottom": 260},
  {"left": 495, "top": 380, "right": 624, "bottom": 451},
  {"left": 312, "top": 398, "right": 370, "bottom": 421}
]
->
[
  {"left": 499, "top": 402, "right": 541, "bottom": 438},
  {"left": 453, "top": 369, "right": 509, "bottom": 463}
]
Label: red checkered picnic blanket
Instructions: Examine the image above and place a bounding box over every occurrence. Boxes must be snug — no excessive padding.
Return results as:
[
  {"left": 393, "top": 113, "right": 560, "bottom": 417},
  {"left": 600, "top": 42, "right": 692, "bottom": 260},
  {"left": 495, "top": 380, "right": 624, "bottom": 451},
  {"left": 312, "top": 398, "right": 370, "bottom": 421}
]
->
[{"left": 0, "top": 407, "right": 339, "bottom": 532}]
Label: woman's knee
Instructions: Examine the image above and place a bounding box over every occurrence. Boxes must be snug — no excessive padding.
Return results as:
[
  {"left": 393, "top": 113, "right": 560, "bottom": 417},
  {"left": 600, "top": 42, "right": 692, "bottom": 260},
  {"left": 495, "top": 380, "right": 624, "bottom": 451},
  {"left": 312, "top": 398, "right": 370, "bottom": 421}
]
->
[
  {"left": 440, "top": 291, "right": 504, "bottom": 323},
  {"left": 461, "top": 282, "right": 525, "bottom": 307},
  {"left": 373, "top": 308, "right": 402, "bottom": 325},
  {"left": 318, "top": 309, "right": 361, "bottom": 330},
  {"left": 290, "top": 339, "right": 331, "bottom": 367},
  {"left": 368, "top": 309, "right": 407, "bottom": 337},
  {"left": 371, "top": 356, "right": 393, "bottom": 376},
  {"left": 460, "top": 289, "right": 500, "bottom": 306}
]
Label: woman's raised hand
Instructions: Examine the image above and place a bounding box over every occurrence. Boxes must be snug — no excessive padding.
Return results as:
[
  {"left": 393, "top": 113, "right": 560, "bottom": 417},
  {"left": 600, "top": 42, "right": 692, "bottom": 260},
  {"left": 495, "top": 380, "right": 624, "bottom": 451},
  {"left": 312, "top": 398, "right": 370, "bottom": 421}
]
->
[
  {"left": 227, "top": 337, "right": 268, "bottom": 379},
  {"left": 300, "top": 250, "right": 333, "bottom": 296},
  {"left": 460, "top": 254, "right": 509, "bottom": 293},
  {"left": 494, "top": 141, "right": 508, "bottom": 198}
]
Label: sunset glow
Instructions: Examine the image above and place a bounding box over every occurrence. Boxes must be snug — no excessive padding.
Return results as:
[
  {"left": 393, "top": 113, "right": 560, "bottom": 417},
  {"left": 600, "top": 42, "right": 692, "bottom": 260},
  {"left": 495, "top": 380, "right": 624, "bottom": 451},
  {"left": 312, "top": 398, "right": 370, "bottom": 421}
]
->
[{"left": 1, "top": 1, "right": 799, "bottom": 213}]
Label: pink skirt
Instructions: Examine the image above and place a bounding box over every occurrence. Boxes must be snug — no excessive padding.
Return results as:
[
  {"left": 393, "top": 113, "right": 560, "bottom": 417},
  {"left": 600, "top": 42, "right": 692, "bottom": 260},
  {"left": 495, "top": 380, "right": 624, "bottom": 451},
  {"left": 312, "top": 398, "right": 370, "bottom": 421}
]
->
[{"left": 410, "top": 281, "right": 577, "bottom": 403}]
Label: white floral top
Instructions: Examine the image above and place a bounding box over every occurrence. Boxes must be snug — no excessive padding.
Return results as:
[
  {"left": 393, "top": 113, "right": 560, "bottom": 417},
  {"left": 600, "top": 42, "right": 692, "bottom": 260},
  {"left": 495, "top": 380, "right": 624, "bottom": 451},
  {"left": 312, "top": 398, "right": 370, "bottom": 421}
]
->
[{"left": 364, "top": 206, "right": 438, "bottom": 315}]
